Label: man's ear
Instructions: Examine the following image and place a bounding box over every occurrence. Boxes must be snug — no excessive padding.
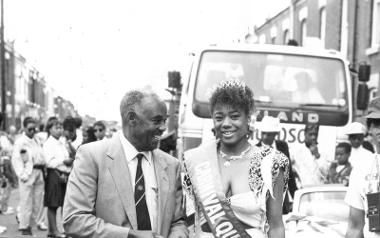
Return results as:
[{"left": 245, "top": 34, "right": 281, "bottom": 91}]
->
[{"left": 127, "top": 111, "right": 137, "bottom": 125}]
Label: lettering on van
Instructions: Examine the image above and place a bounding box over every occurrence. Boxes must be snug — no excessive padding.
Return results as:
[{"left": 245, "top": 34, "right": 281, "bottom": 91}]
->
[
  {"left": 255, "top": 110, "right": 319, "bottom": 124},
  {"left": 254, "top": 128, "right": 305, "bottom": 144}
]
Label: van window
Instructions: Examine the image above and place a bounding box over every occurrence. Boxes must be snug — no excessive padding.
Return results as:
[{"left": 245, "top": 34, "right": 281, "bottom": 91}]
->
[{"left": 194, "top": 51, "right": 347, "bottom": 108}]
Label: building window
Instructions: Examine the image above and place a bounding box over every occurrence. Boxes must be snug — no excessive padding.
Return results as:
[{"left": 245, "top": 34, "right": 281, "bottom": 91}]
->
[
  {"left": 300, "top": 19, "right": 307, "bottom": 46},
  {"left": 283, "top": 29, "right": 289, "bottom": 44},
  {"left": 371, "top": 0, "right": 380, "bottom": 48},
  {"left": 270, "top": 26, "right": 277, "bottom": 44},
  {"left": 319, "top": 7, "right": 326, "bottom": 47}
]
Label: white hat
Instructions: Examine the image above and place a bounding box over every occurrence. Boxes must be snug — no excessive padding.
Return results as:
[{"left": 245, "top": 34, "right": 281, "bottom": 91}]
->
[
  {"left": 345, "top": 122, "right": 366, "bottom": 135},
  {"left": 260, "top": 116, "right": 280, "bottom": 133}
]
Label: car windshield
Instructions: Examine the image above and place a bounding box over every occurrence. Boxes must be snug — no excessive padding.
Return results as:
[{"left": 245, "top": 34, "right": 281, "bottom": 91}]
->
[
  {"left": 298, "top": 191, "right": 348, "bottom": 222},
  {"left": 195, "top": 51, "right": 348, "bottom": 108}
]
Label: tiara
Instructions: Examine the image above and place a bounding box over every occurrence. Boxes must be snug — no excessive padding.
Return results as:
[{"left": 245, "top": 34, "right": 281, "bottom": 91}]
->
[{"left": 219, "top": 79, "right": 246, "bottom": 90}]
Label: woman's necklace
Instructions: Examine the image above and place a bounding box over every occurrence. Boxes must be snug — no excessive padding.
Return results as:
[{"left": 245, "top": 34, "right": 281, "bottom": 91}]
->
[{"left": 219, "top": 145, "right": 252, "bottom": 167}]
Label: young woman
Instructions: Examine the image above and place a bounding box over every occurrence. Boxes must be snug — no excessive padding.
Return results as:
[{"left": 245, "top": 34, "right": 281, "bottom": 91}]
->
[
  {"left": 43, "top": 117, "right": 74, "bottom": 238},
  {"left": 184, "top": 80, "right": 289, "bottom": 238}
]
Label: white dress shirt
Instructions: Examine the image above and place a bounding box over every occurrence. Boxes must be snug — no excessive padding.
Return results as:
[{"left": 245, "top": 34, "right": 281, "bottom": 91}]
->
[
  {"left": 119, "top": 132, "right": 158, "bottom": 232},
  {"left": 43, "top": 136, "right": 72, "bottom": 174},
  {"left": 290, "top": 143, "right": 330, "bottom": 187}
]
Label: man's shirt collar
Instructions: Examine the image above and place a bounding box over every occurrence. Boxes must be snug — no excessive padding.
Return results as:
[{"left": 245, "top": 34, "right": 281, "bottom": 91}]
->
[{"left": 119, "top": 131, "right": 152, "bottom": 165}]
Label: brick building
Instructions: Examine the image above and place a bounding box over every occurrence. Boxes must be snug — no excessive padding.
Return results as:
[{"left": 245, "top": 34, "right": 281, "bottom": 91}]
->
[
  {"left": 254, "top": 0, "right": 380, "bottom": 97},
  {"left": 1, "top": 42, "right": 80, "bottom": 130},
  {"left": 54, "top": 96, "right": 79, "bottom": 120}
]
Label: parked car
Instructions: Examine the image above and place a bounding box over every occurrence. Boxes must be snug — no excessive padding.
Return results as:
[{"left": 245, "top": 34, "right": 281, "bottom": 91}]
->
[{"left": 285, "top": 184, "right": 349, "bottom": 237}]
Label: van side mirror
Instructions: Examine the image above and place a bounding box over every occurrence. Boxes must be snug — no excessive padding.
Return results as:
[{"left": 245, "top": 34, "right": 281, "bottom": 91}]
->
[
  {"left": 358, "top": 63, "right": 370, "bottom": 82},
  {"left": 357, "top": 83, "right": 369, "bottom": 110}
]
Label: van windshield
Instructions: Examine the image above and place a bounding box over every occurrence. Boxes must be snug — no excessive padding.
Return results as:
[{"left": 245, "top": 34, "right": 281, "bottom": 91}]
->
[{"left": 195, "top": 51, "right": 348, "bottom": 109}]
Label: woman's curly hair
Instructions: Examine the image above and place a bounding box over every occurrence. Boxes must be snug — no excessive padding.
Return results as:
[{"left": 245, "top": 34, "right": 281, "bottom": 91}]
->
[{"left": 209, "top": 79, "right": 255, "bottom": 116}]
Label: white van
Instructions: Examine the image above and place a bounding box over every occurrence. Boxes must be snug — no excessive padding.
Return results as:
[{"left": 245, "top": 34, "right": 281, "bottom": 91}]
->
[{"left": 177, "top": 43, "right": 367, "bottom": 161}]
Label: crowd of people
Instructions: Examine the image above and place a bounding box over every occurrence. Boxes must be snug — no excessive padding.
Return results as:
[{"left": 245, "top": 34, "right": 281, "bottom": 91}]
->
[
  {"left": 0, "top": 114, "right": 115, "bottom": 237},
  {"left": 0, "top": 81, "right": 378, "bottom": 238}
]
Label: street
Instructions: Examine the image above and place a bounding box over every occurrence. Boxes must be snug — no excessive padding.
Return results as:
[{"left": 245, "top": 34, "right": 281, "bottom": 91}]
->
[{"left": 0, "top": 188, "right": 63, "bottom": 238}]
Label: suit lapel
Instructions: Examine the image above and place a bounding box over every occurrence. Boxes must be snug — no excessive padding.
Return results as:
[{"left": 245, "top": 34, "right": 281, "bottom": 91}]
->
[
  {"left": 153, "top": 151, "right": 168, "bottom": 234},
  {"left": 107, "top": 136, "right": 137, "bottom": 229}
]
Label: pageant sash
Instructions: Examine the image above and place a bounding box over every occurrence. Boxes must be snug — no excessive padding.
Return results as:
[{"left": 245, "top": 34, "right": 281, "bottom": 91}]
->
[{"left": 185, "top": 142, "right": 251, "bottom": 238}]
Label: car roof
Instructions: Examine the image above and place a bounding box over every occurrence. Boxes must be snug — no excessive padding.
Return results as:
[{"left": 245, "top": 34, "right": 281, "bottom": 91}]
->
[
  {"left": 295, "top": 184, "right": 348, "bottom": 194},
  {"left": 292, "top": 184, "right": 348, "bottom": 212}
]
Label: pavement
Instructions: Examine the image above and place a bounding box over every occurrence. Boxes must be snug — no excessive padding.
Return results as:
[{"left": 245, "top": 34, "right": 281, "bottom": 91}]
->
[{"left": 0, "top": 188, "right": 64, "bottom": 238}]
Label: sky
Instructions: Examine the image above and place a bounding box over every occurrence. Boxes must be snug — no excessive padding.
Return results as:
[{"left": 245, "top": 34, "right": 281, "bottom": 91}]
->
[{"left": 5, "top": 0, "right": 288, "bottom": 121}]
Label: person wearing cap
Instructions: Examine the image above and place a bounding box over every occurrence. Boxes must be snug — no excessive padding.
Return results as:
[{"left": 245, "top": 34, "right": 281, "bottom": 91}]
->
[
  {"left": 346, "top": 122, "right": 374, "bottom": 168},
  {"left": 256, "top": 116, "right": 283, "bottom": 149},
  {"left": 363, "top": 97, "right": 380, "bottom": 154},
  {"left": 346, "top": 97, "right": 380, "bottom": 238},
  {"left": 256, "top": 116, "right": 297, "bottom": 214},
  {"left": 290, "top": 123, "right": 330, "bottom": 188}
]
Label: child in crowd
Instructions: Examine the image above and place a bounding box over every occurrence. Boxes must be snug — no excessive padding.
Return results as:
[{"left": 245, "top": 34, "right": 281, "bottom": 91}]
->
[{"left": 327, "top": 142, "right": 353, "bottom": 186}]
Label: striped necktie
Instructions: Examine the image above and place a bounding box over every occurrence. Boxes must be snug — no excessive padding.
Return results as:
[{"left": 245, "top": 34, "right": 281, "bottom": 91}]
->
[{"left": 134, "top": 153, "right": 152, "bottom": 230}]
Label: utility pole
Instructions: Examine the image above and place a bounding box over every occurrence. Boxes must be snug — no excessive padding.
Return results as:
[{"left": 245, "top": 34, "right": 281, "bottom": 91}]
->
[
  {"left": 166, "top": 71, "right": 181, "bottom": 132},
  {"left": 0, "top": 0, "right": 6, "bottom": 130}
]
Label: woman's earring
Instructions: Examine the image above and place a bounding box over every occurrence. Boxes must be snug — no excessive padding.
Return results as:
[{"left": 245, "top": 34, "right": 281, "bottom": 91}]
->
[{"left": 247, "top": 124, "right": 253, "bottom": 139}]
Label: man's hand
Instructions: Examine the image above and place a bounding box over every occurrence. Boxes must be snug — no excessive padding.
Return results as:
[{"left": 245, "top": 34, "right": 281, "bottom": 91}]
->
[
  {"left": 128, "top": 230, "right": 163, "bottom": 238},
  {"left": 63, "top": 158, "right": 74, "bottom": 166},
  {"left": 330, "top": 160, "right": 338, "bottom": 168},
  {"left": 309, "top": 143, "right": 321, "bottom": 159}
]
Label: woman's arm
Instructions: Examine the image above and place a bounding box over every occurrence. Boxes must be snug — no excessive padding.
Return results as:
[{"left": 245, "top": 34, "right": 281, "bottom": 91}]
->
[
  {"left": 63, "top": 141, "right": 75, "bottom": 166},
  {"left": 267, "top": 170, "right": 285, "bottom": 238}
]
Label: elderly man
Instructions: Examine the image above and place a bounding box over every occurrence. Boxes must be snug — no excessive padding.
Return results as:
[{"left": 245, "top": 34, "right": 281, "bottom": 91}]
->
[{"left": 63, "top": 89, "right": 188, "bottom": 238}]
